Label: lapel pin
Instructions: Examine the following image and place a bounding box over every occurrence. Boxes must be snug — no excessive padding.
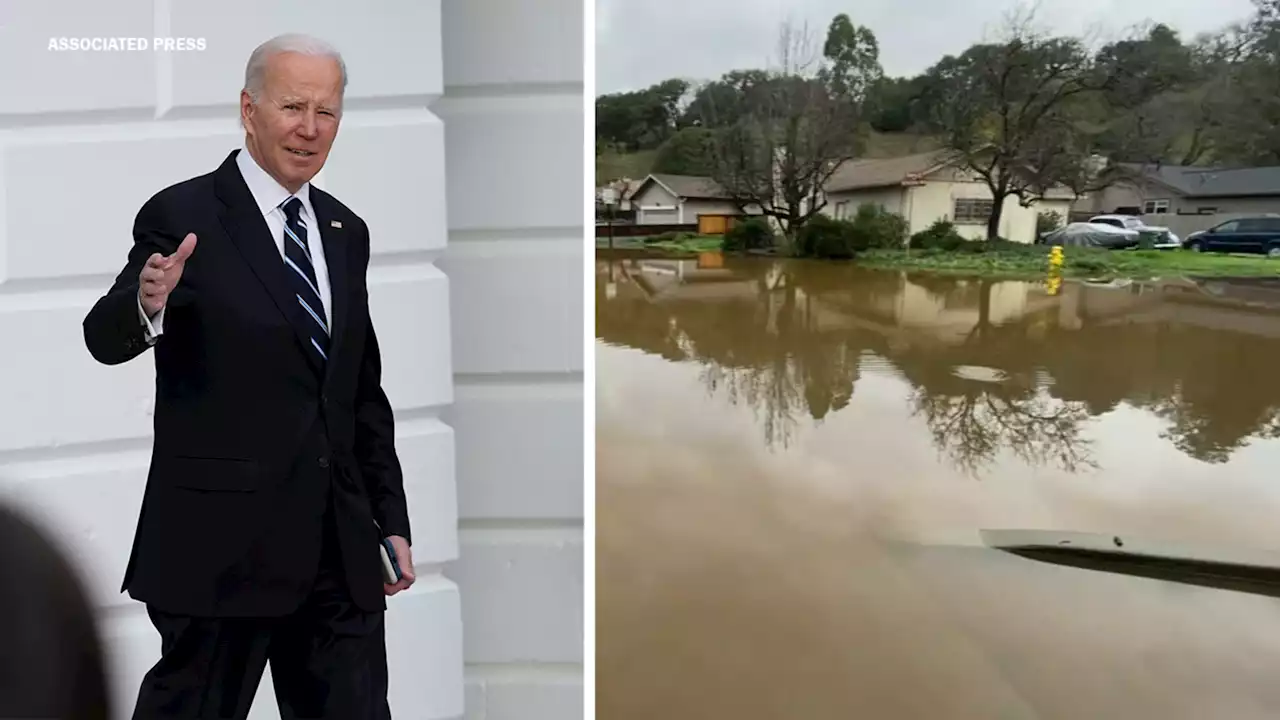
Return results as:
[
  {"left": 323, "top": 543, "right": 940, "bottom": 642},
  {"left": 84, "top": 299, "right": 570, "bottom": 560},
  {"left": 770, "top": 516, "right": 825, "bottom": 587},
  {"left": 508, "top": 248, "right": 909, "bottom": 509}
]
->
[{"left": 330, "top": 220, "right": 342, "bottom": 228}]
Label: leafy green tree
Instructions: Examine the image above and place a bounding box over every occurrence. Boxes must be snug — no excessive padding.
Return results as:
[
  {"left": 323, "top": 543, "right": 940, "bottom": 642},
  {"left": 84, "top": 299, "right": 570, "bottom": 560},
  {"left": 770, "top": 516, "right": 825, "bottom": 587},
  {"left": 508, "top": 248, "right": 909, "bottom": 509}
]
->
[
  {"left": 595, "top": 78, "right": 690, "bottom": 152},
  {"left": 866, "top": 75, "right": 927, "bottom": 132},
  {"left": 651, "top": 127, "right": 718, "bottom": 175},
  {"left": 1085, "top": 24, "right": 1228, "bottom": 165},
  {"left": 1202, "top": 0, "right": 1280, "bottom": 165},
  {"left": 680, "top": 69, "right": 771, "bottom": 130}
]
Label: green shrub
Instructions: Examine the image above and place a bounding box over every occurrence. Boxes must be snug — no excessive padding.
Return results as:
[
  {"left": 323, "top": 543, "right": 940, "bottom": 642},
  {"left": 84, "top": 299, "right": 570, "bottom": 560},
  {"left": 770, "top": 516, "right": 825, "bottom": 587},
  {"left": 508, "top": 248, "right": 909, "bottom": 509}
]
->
[
  {"left": 849, "top": 204, "right": 909, "bottom": 249},
  {"left": 793, "top": 206, "right": 908, "bottom": 259},
  {"left": 796, "top": 215, "right": 861, "bottom": 259},
  {"left": 910, "top": 218, "right": 967, "bottom": 251},
  {"left": 722, "top": 217, "right": 776, "bottom": 252},
  {"left": 1036, "top": 211, "right": 1063, "bottom": 236}
]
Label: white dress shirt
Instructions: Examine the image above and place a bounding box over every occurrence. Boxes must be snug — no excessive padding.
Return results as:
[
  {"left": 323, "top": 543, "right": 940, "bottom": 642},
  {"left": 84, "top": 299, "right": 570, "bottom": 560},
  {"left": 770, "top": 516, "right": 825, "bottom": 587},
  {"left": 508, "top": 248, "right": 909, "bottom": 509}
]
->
[{"left": 140, "top": 145, "right": 332, "bottom": 342}]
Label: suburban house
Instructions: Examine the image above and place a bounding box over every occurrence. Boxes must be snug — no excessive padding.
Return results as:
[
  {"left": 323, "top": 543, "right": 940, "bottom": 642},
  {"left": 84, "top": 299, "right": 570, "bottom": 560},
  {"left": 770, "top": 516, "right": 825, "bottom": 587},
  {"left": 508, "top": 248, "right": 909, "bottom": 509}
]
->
[
  {"left": 597, "top": 178, "right": 644, "bottom": 212},
  {"left": 822, "top": 150, "right": 1078, "bottom": 243},
  {"left": 1073, "top": 163, "right": 1280, "bottom": 235},
  {"left": 626, "top": 173, "right": 758, "bottom": 232}
]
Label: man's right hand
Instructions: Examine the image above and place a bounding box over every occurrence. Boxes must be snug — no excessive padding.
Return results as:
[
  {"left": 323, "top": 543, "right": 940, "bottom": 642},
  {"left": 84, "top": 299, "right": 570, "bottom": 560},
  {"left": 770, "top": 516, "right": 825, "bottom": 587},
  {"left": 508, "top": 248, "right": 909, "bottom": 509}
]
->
[{"left": 139, "top": 233, "right": 197, "bottom": 317}]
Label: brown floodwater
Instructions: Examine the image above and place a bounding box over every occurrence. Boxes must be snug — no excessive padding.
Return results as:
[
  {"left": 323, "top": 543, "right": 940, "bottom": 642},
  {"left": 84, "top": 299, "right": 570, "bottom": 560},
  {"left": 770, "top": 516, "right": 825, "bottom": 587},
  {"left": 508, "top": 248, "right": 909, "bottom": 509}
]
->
[{"left": 596, "top": 252, "right": 1280, "bottom": 719}]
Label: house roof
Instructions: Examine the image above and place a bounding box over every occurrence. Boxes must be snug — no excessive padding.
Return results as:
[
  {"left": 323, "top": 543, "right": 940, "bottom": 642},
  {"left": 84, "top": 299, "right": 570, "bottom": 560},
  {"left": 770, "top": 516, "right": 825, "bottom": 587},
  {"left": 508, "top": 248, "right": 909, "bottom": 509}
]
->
[
  {"left": 597, "top": 178, "right": 644, "bottom": 203},
  {"left": 1125, "top": 163, "right": 1280, "bottom": 199},
  {"left": 825, "top": 150, "right": 959, "bottom": 193},
  {"left": 825, "top": 149, "right": 1080, "bottom": 200},
  {"left": 631, "top": 174, "right": 731, "bottom": 200}
]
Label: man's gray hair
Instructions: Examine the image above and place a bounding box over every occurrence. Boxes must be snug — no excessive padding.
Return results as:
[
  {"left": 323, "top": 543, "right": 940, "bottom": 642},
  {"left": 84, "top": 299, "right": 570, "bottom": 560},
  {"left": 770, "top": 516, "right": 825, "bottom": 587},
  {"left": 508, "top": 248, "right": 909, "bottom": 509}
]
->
[{"left": 243, "top": 33, "right": 348, "bottom": 104}]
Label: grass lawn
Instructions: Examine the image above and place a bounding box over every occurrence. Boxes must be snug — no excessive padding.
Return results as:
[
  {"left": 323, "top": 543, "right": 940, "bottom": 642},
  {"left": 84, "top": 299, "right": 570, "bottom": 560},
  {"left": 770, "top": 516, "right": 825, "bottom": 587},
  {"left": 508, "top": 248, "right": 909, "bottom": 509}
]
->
[
  {"left": 856, "top": 246, "right": 1280, "bottom": 279},
  {"left": 646, "top": 235, "right": 723, "bottom": 253},
  {"left": 596, "top": 149, "right": 658, "bottom": 184},
  {"left": 603, "top": 234, "right": 1280, "bottom": 280}
]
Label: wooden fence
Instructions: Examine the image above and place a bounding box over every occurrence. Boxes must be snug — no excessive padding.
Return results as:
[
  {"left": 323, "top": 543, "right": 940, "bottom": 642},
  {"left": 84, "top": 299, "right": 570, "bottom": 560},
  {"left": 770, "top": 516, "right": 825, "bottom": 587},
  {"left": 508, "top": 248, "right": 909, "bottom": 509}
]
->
[{"left": 594, "top": 223, "right": 698, "bottom": 238}]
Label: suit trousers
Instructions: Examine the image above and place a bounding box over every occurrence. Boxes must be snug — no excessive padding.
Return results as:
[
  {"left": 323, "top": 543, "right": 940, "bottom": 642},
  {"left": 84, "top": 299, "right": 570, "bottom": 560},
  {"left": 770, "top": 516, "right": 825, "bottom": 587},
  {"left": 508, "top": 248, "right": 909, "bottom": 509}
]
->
[{"left": 130, "top": 490, "right": 390, "bottom": 720}]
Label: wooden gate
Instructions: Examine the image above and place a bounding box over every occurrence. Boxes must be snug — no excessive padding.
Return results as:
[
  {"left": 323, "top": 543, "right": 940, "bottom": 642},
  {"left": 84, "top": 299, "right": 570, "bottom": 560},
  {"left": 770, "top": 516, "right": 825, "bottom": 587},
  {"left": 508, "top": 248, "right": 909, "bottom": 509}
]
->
[{"left": 698, "top": 214, "right": 734, "bottom": 235}]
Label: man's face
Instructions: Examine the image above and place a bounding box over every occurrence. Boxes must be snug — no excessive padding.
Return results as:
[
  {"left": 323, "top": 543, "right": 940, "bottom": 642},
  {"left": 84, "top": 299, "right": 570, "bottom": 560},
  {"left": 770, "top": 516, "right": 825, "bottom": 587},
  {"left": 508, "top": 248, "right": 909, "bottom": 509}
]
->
[{"left": 240, "top": 52, "right": 343, "bottom": 193}]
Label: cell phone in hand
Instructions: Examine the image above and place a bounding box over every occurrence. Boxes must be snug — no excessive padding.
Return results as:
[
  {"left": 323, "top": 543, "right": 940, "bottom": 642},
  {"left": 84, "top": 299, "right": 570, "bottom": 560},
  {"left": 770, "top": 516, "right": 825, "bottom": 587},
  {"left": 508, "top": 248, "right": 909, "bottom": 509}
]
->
[{"left": 380, "top": 537, "right": 402, "bottom": 584}]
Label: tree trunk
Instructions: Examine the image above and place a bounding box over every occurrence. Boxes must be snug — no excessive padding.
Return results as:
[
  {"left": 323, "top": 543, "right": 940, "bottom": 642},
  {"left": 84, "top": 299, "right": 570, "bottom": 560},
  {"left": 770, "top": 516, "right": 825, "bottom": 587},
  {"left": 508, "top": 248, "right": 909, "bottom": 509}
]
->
[
  {"left": 985, "top": 200, "right": 1005, "bottom": 241},
  {"left": 1180, "top": 128, "right": 1208, "bottom": 166},
  {"left": 986, "top": 178, "right": 1010, "bottom": 241},
  {"left": 783, "top": 207, "right": 803, "bottom": 251},
  {"left": 978, "top": 278, "right": 992, "bottom": 330},
  {"left": 964, "top": 279, "right": 994, "bottom": 344}
]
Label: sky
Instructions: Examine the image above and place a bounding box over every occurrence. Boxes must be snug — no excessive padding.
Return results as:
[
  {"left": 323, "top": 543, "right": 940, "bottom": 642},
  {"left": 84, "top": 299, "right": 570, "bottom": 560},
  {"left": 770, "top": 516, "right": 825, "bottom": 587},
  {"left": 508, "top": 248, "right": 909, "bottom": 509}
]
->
[{"left": 595, "top": 0, "right": 1259, "bottom": 95}]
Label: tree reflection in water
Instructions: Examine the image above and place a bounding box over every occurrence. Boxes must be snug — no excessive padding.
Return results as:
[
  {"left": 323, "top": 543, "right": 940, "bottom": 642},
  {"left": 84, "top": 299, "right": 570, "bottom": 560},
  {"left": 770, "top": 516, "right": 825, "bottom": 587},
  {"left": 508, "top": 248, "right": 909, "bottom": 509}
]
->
[
  {"left": 596, "top": 254, "right": 1280, "bottom": 471},
  {"left": 673, "top": 260, "right": 861, "bottom": 449},
  {"left": 889, "top": 277, "right": 1096, "bottom": 475},
  {"left": 908, "top": 382, "right": 1096, "bottom": 476}
]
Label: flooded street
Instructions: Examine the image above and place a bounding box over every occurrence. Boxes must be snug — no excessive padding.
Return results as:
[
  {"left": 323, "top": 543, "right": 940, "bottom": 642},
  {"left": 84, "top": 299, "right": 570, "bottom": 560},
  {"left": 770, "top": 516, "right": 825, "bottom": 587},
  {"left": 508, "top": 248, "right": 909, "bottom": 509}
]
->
[{"left": 596, "top": 252, "right": 1280, "bottom": 718}]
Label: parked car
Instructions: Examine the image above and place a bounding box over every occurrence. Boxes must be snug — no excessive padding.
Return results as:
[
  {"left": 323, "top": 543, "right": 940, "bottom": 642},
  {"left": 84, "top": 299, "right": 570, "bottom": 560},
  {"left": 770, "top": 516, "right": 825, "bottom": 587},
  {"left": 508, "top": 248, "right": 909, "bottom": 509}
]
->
[
  {"left": 1088, "top": 214, "right": 1181, "bottom": 249},
  {"left": 1039, "top": 222, "right": 1140, "bottom": 249},
  {"left": 1183, "top": 216, "right": 1280, "bottom": 257}
]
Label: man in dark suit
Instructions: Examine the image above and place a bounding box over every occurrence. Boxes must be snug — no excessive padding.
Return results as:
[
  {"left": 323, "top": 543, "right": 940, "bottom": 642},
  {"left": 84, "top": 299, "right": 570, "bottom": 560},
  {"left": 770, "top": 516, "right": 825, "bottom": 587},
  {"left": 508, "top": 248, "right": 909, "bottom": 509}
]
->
[{"left": 82, "top": 33, "right": 414, "bottom": 719}]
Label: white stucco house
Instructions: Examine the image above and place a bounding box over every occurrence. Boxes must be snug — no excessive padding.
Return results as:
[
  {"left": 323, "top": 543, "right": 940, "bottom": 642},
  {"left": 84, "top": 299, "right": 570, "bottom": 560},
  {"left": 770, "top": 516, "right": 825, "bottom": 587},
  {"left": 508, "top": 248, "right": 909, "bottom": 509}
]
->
[
  {"left": 0, "top": 2, "right": 582, "bottom": 720},
  {"left": 823, "top": 150, "right": 1077, "bottom": 243}
]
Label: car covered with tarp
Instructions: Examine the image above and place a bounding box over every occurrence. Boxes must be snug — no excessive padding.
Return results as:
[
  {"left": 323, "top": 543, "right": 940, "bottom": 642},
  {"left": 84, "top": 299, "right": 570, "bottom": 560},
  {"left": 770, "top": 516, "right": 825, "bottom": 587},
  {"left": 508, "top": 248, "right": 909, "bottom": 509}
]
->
[{"left": 1037, "top": 222, "right": 1141, "bottom": 249}]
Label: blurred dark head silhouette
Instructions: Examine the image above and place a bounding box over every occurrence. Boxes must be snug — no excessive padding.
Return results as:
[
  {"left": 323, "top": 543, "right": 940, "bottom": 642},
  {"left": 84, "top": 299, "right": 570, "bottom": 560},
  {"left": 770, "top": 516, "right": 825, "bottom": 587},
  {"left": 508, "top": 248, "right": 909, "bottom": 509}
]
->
[{"left": 0, "top": 501, "right": 111, "bottom": 719}]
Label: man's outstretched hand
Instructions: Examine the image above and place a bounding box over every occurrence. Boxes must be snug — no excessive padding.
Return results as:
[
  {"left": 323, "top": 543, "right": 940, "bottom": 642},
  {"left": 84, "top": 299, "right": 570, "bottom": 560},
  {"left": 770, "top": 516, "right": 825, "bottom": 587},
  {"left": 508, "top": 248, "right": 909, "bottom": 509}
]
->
[
  {"left": 384, "top": 535, "right": 415, "bottom": 596},
  {"left": 139, "top": 233, "right": 197, "bottom": 317}
]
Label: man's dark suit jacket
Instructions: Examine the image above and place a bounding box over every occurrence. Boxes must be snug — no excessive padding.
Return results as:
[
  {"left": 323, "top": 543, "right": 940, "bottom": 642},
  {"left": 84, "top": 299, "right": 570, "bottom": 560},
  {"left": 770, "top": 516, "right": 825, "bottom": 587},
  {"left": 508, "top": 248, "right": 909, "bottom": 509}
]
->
[{"left": 83, "top": 149, "right": 410, "bottom": 618}]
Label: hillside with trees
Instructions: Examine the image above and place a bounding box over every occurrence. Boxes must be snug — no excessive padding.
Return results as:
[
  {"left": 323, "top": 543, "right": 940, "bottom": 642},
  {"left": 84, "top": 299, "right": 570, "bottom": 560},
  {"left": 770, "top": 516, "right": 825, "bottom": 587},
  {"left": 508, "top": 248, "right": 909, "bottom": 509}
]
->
[{"left": 596, "top": 0, "right": 1280, "bottom": 238}]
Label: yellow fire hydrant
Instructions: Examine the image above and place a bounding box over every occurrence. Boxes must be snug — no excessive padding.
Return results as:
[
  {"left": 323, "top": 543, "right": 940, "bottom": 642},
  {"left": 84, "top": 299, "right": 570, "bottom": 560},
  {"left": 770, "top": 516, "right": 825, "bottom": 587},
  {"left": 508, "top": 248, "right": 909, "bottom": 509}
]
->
[
  {"left": 1045, "top": 245, "right": 1064, "bottom": 295},
  {"left": 1045, "top": 273, "right": 1062, "bottom": 296},
  {"left": 1049, "top": 245, "right": 1064, "bottom": 268}
]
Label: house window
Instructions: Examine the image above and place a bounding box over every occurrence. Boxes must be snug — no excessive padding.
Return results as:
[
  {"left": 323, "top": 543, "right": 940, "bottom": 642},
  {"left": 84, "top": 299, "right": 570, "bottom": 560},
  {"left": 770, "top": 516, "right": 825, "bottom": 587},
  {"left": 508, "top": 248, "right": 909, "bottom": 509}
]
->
[
  {"left": 833, "top": 201, "right": 849, "bottom": 219},
  {"left": 1142, "top": 199, "right": 1170, "bottom": 214},
  {"left": 953, "top": 198, "right": 993, "bottom": 225}
]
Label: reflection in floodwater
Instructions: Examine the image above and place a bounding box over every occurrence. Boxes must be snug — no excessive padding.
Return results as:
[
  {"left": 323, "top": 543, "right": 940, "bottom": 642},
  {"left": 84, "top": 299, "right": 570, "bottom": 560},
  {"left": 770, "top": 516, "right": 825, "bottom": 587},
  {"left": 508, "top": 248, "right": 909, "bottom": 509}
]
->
[
  {"left": 597, "top": 254, "right": 1280, "bottom": 470},
  {"left": 597, "top": 253, "right": 1280, "bottom": 718}
]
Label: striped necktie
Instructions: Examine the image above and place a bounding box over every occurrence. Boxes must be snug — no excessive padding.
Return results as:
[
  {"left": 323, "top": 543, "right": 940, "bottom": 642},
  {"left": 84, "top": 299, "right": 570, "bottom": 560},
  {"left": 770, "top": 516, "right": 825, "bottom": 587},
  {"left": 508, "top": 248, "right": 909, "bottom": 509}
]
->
[{"left": 280, "top": 196, "right": 329, "bottom": 364}]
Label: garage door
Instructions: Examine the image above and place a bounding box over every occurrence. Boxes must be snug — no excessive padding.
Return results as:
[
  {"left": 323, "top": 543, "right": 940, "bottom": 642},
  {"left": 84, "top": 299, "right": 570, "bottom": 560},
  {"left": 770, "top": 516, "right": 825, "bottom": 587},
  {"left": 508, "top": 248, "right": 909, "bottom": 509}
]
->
[{"left": 641, "top": 208, "right": 678, "bottom": 224}]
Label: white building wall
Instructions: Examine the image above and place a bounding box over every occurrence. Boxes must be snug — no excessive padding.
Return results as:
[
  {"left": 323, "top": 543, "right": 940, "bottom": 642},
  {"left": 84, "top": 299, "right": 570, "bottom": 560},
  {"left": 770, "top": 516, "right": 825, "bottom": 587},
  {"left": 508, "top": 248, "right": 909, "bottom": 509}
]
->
[
  {"left": 437, "top": 2, "right": 585, "bottom": 720},
  {"left": 905, "top": 181, "right": 1071, "bottom": 243},
  {"left": 632, "top": 182, "right": 681, "bottom": 225},
  {"left": 823, "top": 187, "right": 906, "bottom": 220},
  {"left": 0, "top": 2, "right": 578, "bottom": 719},
  {"left": 683, "top": 199, "right": 749, "bottom": 222}
]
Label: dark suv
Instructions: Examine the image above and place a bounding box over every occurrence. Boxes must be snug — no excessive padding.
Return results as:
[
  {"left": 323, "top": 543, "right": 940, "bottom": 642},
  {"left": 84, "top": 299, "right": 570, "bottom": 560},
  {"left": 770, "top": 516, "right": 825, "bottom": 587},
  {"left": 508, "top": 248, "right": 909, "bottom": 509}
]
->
[{"left": 1182, "top": 216, "right": 1280, "bottom": 258}]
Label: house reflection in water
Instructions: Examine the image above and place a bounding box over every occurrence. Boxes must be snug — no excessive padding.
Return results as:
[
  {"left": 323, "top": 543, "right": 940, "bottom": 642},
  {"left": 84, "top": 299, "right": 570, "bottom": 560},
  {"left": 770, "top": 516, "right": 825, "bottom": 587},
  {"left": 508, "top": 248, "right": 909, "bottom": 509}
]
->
[{"left": 596, "top": 253, "right": 1280, "bottom": 469}]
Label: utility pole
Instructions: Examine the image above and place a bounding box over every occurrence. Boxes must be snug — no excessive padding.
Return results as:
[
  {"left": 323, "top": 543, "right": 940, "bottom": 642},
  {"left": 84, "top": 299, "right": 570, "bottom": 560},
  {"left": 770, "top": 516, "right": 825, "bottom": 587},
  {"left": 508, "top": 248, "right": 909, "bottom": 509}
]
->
[{"left": 602, "top": 186, "right": 618, "bottom": 250}]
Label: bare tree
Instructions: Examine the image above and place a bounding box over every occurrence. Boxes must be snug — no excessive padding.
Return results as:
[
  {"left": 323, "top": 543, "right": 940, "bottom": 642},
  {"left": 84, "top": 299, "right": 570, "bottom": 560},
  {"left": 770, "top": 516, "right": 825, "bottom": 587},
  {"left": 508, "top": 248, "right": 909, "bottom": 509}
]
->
[
  {"left": 917, "top": 7, "right": 1176, "bottom": 239},
  {"left": 698, "top": 15, "right": 881, "bottom": 243},
  {"left": 1201, "top": 1, "right": 1280, "bottom": 165}
]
